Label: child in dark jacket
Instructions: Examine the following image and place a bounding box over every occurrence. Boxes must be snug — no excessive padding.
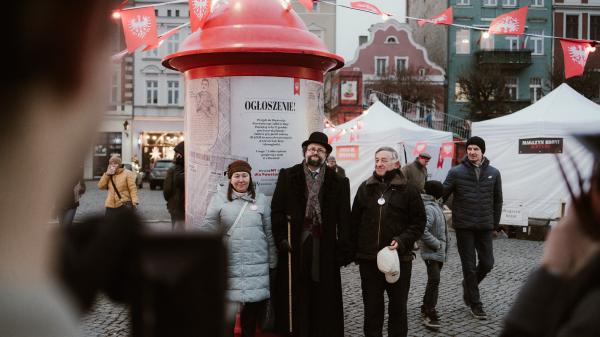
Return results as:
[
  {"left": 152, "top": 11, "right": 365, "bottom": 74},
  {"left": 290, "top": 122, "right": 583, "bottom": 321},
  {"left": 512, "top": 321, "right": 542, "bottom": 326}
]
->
[{"left": 419, "top": 180, "right": 448, "bottom": 331}]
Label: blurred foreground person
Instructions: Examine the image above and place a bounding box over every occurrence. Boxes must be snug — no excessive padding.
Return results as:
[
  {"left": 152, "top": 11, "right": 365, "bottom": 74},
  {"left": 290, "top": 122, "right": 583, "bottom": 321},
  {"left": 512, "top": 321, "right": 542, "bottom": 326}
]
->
[
  {"left": 164, "top": 141, "right": 185, "bottom": 230},
  {"left": 202, "top": 160, "right": 277, "bottom": 337},
  {"left": 1, "top": 1, "right": 113, "bottom": 336},
  {"left": 501, "top": 134, "right": 600, "bottom": 337}
]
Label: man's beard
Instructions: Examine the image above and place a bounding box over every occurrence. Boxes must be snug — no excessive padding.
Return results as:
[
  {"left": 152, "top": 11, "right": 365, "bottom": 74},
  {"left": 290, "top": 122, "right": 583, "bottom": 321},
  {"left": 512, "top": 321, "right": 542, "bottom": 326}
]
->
[{"left": 307, "top": 155, "right": 324, "bottom": 167}]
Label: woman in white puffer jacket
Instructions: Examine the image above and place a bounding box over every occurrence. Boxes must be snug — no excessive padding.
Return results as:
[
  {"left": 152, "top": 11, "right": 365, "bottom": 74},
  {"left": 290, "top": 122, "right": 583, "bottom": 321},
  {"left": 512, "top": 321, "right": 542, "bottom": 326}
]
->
[{"left": 202, "top": 160, "right": 277, "bottom": 337}]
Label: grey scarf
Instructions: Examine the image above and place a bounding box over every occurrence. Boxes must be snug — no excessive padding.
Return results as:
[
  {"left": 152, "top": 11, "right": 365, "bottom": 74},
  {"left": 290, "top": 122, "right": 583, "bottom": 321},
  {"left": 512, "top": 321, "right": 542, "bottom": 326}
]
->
[{"left": 303, "top": 162, "right": 325, "bottom": 238}]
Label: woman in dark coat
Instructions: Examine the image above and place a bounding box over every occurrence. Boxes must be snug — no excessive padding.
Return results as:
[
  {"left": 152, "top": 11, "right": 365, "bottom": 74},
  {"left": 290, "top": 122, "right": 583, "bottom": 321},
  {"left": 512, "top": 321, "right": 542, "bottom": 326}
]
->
[{"left": 270, "top": 132, "right": 352, "bottom": 337}]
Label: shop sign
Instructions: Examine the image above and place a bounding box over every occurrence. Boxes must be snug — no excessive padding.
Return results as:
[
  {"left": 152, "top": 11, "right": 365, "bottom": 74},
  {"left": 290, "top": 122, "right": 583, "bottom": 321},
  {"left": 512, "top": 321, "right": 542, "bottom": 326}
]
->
[{"left": 519, "top": 137, "right": 563, "bottom": 154}]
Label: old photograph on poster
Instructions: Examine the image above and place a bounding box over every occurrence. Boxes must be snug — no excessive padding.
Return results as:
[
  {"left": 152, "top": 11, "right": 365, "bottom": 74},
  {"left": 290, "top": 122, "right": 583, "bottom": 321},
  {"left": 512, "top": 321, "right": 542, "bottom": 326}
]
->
[{"left": 187, "top": 77, "right": 220, "bottom": 151}]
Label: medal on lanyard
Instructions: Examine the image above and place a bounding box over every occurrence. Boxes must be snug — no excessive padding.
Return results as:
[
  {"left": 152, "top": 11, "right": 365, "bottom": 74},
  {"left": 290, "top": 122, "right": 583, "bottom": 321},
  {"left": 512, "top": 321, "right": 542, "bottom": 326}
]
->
[
  {"left": 250, "top": 204, "right": 258, "bottom": 211},
  {"left": 377, "top": 196, "right": 386, "bottom": 205}
]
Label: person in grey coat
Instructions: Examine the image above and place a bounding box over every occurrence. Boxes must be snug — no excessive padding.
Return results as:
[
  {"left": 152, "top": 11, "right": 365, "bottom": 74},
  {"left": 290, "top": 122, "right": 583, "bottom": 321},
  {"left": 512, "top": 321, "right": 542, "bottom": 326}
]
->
[
  {"left": 418, "top": 181, "right": 448, "bottom": 331},
  {"left": 202, "top": 160, "right": 277, "bottom": 337}
]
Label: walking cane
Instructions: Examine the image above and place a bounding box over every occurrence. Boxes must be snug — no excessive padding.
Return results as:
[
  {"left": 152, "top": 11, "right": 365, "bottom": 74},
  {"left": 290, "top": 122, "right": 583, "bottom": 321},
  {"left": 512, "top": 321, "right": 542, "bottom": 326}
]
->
[{"left": 287, "top": 215, "right": 293, "bottom": 335}]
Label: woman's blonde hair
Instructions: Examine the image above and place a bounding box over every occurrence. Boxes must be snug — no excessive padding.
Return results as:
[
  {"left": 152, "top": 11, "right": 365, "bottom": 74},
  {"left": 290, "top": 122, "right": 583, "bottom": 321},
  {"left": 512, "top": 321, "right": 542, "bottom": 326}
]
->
[{"left": 109, "top": 154, "right": 122, "bottom": 165}]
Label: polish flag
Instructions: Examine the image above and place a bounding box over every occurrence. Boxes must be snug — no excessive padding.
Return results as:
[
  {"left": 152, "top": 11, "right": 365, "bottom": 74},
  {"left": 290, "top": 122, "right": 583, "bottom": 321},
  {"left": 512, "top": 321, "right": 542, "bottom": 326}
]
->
[
  {"left": 488, "top": 6, "right": 528, "bottom": 35},
  {"left": 412, "top": 141, "right": 428, "bottom": 156},
  {"left": 298, "top": 0, "right": 314, "bottom": 12},
  {"left": 121, "top": 7, "right": 158, "bottom": 52},
  {"left": 351, "top": 1, "right": 384, "bottom": 16},
  {"left": 560, "top": 39, "right": 593, "bottom": 79},
  {"left": 418, "top": 7, "right": 453, "bottom": 27},
  {"left": 437, "top": 142, "right": 455, "bottom": 168},
  {"left": 189, "top": 0, "right": 211, "bottom": 32}
]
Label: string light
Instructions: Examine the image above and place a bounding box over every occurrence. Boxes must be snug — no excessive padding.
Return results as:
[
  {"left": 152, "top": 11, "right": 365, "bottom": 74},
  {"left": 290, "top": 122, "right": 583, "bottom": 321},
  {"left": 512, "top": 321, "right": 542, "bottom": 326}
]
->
[
  {"left": 482, "top": 32, "right": 490, "bottom": 39},
  {"left": 112, "top": 11, "right": 121, "bottom": 19}
]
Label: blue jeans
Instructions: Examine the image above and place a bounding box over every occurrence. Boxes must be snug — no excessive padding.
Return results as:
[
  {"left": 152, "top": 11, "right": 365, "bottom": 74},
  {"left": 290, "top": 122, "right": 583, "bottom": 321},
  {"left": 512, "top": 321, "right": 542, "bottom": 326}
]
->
[{"left": 455, "top": 229, "right": 494, "bottom": 307}]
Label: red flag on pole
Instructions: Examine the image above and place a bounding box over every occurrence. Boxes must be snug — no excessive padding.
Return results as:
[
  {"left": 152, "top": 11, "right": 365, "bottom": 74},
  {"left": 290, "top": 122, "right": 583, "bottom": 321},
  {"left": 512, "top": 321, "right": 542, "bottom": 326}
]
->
[
  {"left": 121, "top": 7, "right": 158, "bottom": 52},
  {"left": 418, "top": 7, "right": 453, "bottom": 27},
  {"left": 298, "top": 0, "right": 314, "bottom": 12},
  {"left": 488, "top": 6, "right": 528, "bottom": 35},
  {"left": 412, "top": 141, "right": 428, "bottom": 156},
  {"left": 560, "top": 39, "right": 593, "bottom": 79},
  {"left": 189, "top": 0, "right": 211, "bottom": 32},
  {"left": 350, "top": 1, "right": 384, "bottom": 16},
  {"left": 143, "top": 25, "right": 182, "bottom": 51},
  {"left": 437, "top": 142, "right": 455, "bottom": 168}
]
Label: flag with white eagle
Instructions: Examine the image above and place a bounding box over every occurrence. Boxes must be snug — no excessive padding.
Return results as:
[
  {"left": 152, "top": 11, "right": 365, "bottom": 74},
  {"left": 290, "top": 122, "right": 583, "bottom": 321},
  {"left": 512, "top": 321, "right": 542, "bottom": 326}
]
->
[
  {"left": 560, "top": 39, "right": 592, "bottom": 79},
  {"left": 120, "top": 7, "right": 158, "bottom": 52},
  {"left": 189, "top": 0, "right": 211, "bottom": 32},
  {"left": 488, "top": 6, "right": 528, "bottom": 36}
]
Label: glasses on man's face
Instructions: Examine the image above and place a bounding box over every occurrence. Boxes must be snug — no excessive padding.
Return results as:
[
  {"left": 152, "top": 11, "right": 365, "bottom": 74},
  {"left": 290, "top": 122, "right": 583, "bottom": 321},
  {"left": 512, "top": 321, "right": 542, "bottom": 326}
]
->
[{"left": 307, "top": 147, "right": 327, "bottom": 154}]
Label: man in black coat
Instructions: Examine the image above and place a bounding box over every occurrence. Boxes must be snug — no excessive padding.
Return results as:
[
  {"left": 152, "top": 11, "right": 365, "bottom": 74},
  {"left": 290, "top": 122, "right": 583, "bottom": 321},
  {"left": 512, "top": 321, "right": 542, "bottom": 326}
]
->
[
  {"left": 163, "top": 141, "right": 185, "bottom": 230},
  {"left": 443, "top": 136, "right": 503, "bottom": 320},
  {"left": 350, "top": 146, "right": 425, "bottom": 337},
  {"left": 271, "top": 131, "right": 352, "bottom": 337}
]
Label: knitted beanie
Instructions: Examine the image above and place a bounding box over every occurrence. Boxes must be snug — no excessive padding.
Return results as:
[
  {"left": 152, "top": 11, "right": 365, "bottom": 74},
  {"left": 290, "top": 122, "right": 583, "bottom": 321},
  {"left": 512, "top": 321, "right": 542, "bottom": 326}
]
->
[
  {"left": 466, "top": 136, "right": 486, "bottom": 154},
  {"left": 227, "top": 160, "right": 252, "bottom": 178},
  {"left": 424, "top": 180, "right": 444, "bottom": 200}
]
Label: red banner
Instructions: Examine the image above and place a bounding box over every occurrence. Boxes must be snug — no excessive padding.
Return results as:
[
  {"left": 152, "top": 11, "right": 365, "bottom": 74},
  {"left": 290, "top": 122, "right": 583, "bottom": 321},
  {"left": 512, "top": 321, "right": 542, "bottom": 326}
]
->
[
  {"left": 298, "top": 0, "right": 314, "bottom": 12},
  {"left": 488, "top": 6, "right": 528, "bottom": 36},
  {"left": 418, "top": 7, "right": 453, "bottom": 27},
  {"left": 121, "top": 7, "right": 158, "bottom": 52},
  {"left": 350, "top": 1, "right": 384, "bottom": 16},
  {"left": 560, "top": 39, "right": 592, "bottom": 79},
  {"left": 189, "top": 0, "right": 211, "bottom": 32},
  {"left": 412, "top": 141, "right": 428, "bottom": 156},
  {"left": 143, "top": 25, "right": 181, "bottom": 51},
  {"left": 437, "top": 142, "right": 455, "bottom": 168}
]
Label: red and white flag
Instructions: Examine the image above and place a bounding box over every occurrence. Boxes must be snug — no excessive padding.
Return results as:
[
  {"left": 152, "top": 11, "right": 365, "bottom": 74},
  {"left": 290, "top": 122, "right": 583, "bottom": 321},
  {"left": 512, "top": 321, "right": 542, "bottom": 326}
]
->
[
  {"left": 437, "top": 142, "right": 455, "bottom": 168},
  {"left": 121, "top": 7, "right": 158, "bottom": 52},
  {"left": 418, "top": 7, "right": 453, "bottom": 27},
  {"left": 488, "top": 6, "right": 528, "bottom": 35},
  {"left": 412, "top": 141, "right": 428, "bottom": 156},
  {"left": 143, "top": 25, "right": 182, "bottom": 52},
  {"left": 189, "top": 0, "right": 211, "bottom": 32},
  {"left": 298, "top": 0, "right": 314, "bottom": 12},
  {"left": 351, "top": 1, "right": 384, "bottom": 16},
  {"left": 560, "top": 39, "right": 592, "bottom": 79}
]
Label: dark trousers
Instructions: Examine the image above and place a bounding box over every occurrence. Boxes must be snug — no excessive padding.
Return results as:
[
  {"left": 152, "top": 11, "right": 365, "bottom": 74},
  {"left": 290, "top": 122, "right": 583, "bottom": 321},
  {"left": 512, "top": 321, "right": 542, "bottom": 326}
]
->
[
  {"left": 422, "top": 260, "right": 443, "bottom": 310},
  {"left": 241, "top": 300, "right": 266, "bottom": 337},
  {"left": 297, "top": 235, "right": 323, "bottom": 337},
  {"left": 359, "top": 259, "right": 412, "bottom": 337},
  {"left": 455, "top": 229, "right": 494, "bottom": 307}
]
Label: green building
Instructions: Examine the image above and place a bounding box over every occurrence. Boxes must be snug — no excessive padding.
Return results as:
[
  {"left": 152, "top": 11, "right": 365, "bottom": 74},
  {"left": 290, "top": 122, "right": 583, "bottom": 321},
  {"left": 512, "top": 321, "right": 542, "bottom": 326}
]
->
[{"left": 447, "top": 0, "right": 552, "bottom": 120}]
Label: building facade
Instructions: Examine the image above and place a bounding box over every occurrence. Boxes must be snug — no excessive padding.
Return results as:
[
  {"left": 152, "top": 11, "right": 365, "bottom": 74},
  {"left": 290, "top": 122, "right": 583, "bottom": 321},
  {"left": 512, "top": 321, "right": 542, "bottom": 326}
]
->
[
  {"left": 331, "top": 20, "right": 446, "bottom": 123},
  {"left": 407, "top": 0, "right": 449, "bottom": 69},
  {"left": 447, "top": 0, "right": 552, "bottom": 119}
]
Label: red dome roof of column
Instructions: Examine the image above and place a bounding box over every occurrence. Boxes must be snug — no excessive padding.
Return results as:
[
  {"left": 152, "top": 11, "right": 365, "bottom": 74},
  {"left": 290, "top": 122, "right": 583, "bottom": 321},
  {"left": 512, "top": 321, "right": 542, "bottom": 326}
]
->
[{"left": 163, "top": 0, "right": 344, "bottom": 79}]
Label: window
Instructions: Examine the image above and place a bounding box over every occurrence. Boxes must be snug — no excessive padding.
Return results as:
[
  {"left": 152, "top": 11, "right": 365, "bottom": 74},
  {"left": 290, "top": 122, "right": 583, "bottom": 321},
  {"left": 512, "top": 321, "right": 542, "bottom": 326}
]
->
[
  {"left": 483, "top": 0, "right": 497, "bottom": 6},
  {"left": 456, "top": 0, "right": 470, "bottom": 5},
  {"left": 502, "top": 0, "right": 517, "bottom": 7},
  {"left": 591, "top": 16, "right": 600, "bottom": 41},
  {"left": 167, "top": 31, "right": 180, "bottom": 54},
  {"left": 505, "top": 77, "right": 518, "bottom": 100},
  {"left": 155, "top": 9, "right": 158, "bottom": 16},
  {"left": 395, "top": 57, "right": 408, "bottom": 73},
  {"left": 456, "top": 29, "right": 470, "bottom": 54},
  {"left": 312, "top": 2, "right": 319, "bottom": 11},
  {"left": 110, "top": 71, "right": 120, "bottom": 104},
  {"left": 531, "top": 36, "right": 544, "bottom": 55},
  {"left": 167, "top": 9, "right": 172, "bottom": 16},
  {"left": 175, "top": 9, "right": 180, "bottom": 16},
  {"left": 375, "top": 57, "right": 388, "bottom": 76},
  {"left": 167, "top": 81, "right": 180, "bottom": 105},
  {"left": 566, "top": 15, "right": 580, "bottom": 39},
  {"left": 506, "top": 36, "right": 519, "bottom": 50},
  {"left": 145, "top": 45, "right": 159, "bottom": 57},
  {"left": 146, "top": 80, "right": 158, "bottom": 104},
  {"left": 359, "top": 35, "right": 368, "bottom": 46},
  {"left": 385, "top": 36, "right": 399, "bottom": 44},
  {"left": 531, "top": 0, "right": 543, "bottom": 6},
  {"left": 455, "top": 83, "right": 468, "bottom": 102},
  {"left": 418, "top": 68, "right": 427, "bottom": 77},
  {"left": 480, "top": 33, "right": 494, "bottom": 50},
  {"left": 529, "top": 77, "right": 543, "bottom": 103}
]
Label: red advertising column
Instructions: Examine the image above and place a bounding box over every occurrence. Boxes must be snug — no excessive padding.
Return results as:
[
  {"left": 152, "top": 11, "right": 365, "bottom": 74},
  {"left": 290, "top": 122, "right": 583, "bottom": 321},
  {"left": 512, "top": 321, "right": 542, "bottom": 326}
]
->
[{"left": 163, "top": 0, "right": 344, "bottom": 228}]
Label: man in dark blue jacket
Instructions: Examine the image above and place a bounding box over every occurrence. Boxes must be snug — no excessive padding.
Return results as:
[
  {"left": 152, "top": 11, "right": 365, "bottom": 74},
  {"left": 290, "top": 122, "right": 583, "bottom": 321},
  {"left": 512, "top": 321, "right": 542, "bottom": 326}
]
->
[{"left": 443, "top": 136, "right": 503, "bottom": 320}]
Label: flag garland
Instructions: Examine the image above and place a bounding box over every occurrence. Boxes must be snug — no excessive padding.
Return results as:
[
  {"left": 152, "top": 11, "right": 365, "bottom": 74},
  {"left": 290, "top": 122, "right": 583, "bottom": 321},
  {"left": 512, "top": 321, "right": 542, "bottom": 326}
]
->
[{"left": 111, "top": 0, "right": 600, "bottom": 79}]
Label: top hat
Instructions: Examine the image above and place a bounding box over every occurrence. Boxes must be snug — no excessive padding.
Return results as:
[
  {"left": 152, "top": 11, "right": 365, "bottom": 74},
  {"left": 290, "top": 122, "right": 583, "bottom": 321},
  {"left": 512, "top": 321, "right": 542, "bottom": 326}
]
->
[{"left": 302, "top": 131, "right": 332, "bottom": 153}]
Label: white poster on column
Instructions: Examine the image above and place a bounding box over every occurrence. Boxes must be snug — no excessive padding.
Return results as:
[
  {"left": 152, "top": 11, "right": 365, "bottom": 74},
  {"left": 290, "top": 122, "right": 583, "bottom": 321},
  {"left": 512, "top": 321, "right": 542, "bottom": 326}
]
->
[{"left": 230, "top": 76, "right": 324, "bottom": 195}]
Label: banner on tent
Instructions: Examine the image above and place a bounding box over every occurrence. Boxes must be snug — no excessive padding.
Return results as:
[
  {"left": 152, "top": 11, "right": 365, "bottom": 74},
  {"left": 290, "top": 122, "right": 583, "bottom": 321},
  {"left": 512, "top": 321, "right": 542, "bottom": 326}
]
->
[
  {"left": 519, "top": 138, "right": 563, "bottom": 154},
  {"left": 500, "top": 201, "right": 527, "bottom": 226},
  {"left": 336, "top": 145, "right": 359, "bottom": 160}
]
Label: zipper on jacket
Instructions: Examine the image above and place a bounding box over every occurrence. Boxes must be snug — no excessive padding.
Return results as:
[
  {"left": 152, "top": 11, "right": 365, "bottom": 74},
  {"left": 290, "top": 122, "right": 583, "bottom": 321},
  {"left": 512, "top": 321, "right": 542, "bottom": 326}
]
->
[{"left": 377, "top": 205, "right": 382, "bottom": 248}]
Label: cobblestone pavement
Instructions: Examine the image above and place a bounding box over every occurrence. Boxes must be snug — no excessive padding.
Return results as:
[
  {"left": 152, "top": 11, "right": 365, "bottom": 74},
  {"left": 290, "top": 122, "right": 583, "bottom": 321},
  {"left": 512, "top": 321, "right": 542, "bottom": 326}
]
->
[{"left": 79, "top": 181, "right": 543, "bottom": 336}]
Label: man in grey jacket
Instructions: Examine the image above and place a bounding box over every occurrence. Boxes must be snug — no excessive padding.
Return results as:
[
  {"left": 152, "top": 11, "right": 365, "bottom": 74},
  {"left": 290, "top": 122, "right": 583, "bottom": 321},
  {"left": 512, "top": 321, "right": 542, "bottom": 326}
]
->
[{"left": 443, "top": 136, "right": 502, "bottom": 320}]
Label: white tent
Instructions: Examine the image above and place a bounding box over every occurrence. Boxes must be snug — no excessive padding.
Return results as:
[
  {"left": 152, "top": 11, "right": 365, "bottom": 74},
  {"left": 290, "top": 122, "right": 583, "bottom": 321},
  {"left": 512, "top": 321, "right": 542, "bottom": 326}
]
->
[
  {"left": 325, "top": 101, "right": 454, "bottom": 198},
  {"left": 472, "top": 83, "right": 600, "bottom": 223}
]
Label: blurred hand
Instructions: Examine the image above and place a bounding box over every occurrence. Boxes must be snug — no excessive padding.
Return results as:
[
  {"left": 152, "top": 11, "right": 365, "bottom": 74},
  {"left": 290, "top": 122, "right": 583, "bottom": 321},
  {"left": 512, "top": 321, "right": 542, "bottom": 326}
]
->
[
  {"left": 389, "top": 240, "right": 399, "bottom": 250},
  {"left": 541, "top": 207, "right": 600, "bottom": 278}
]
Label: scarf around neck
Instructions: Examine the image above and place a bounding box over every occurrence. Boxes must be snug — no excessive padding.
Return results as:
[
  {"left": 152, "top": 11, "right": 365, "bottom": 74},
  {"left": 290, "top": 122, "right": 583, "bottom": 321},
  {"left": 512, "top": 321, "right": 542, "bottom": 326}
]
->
[{"left": 303, "top": 161, "right": 325, "bottom": 238}]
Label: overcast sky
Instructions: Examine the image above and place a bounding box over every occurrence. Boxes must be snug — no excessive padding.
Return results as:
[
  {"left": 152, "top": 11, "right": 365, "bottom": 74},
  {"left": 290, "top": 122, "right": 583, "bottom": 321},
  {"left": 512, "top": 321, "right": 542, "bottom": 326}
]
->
[{"left": 335, "top": 0, "right": 407, "bottom": 65}]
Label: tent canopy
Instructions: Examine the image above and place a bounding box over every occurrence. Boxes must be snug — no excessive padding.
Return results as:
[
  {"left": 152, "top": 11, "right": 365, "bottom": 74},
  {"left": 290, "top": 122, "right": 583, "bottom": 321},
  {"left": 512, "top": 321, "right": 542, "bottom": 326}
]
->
[
  {"left": 325, "top": 101, "right": 453, "bottom": 198},
  {"left": 472, "top": 83, "right": 600, "bottom": 222}
]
